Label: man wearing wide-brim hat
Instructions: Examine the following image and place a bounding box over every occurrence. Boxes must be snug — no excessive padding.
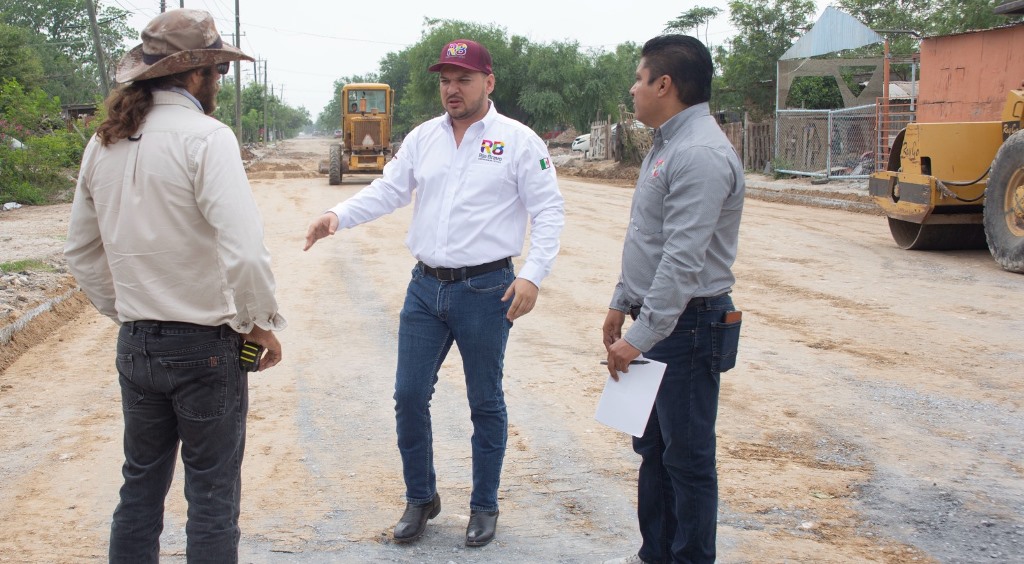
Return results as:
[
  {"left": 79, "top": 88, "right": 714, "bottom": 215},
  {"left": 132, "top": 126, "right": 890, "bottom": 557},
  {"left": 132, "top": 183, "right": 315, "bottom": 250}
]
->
[{"left": 64, "top": 9, "right": 286, "bottom": 563}]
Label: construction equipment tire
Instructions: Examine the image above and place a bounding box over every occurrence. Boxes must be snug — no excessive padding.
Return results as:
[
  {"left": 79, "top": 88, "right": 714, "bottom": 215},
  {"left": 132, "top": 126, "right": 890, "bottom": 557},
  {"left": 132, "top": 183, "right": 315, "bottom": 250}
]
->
[
  {"left": 983, "top": 130, "right": 1024, "bottom": 272},
  {"left": 329, "top": 144, "right": 343, "bottom": 185}
]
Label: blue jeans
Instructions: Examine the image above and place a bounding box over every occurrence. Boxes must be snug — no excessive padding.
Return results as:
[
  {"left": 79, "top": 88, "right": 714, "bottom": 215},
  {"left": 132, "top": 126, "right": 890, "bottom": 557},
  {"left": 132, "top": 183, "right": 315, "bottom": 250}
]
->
[
  {"left": 633, "top": 294, "right": 739, "bottom": 564},
  {"left": 109, "top": 321, "right": 248, "bottom": 564},
  {"left": 394, "top": 263, "right": 513, "bottom": 512}
]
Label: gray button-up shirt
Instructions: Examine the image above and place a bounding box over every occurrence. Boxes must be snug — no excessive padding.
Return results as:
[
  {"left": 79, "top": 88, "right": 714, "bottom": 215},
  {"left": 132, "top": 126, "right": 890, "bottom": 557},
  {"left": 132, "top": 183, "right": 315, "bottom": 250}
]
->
[{"left": 610, "top": 102, "right": 744, "bottom": 352}]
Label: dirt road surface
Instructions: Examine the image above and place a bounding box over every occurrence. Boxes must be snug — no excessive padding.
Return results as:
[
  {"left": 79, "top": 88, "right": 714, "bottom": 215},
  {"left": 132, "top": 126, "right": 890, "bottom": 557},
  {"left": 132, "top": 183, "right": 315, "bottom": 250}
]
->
[{"left": 1, "top": 138, "right": 1022, "bottom": 563}]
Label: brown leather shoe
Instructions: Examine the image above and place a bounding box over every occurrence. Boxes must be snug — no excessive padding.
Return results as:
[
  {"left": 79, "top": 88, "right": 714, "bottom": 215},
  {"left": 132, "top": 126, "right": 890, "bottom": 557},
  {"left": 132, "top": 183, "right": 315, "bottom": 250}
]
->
[
  {"left": 393, "top": 493, "right": 441, "bottom": 542},
  {"left": 465, "top": 509, "right": 499, "bottom": 547}
]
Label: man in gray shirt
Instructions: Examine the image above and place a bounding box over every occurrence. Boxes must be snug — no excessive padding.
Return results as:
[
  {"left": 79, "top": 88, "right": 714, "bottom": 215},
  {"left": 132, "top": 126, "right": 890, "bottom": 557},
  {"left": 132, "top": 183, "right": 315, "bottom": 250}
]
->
[{"left": 603, "top": 35, "right": 744, "bottom": 564}]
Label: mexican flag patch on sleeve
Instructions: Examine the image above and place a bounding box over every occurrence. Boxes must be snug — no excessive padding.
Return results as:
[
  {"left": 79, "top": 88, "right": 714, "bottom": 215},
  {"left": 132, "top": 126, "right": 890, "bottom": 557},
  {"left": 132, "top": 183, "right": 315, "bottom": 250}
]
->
[{"left": 539, "top": 157, "right": 552, "bottom": 170}]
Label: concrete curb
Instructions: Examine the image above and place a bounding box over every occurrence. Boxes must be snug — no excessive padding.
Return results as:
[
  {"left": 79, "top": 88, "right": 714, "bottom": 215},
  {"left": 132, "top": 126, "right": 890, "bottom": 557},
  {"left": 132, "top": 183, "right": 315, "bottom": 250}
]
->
[{"left": 0, "top": 288, "right": 79, "bottom": 346}]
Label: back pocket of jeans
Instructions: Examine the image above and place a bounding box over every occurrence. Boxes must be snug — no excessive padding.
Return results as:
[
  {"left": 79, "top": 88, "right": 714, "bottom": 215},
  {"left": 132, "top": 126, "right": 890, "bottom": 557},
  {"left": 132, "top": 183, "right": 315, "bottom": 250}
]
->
[
  {"left": 711, "top": 318, "right": 742, "bottom": 373},
  {"left": 160, "top": 355, "right": 229, "bottom": 420}
]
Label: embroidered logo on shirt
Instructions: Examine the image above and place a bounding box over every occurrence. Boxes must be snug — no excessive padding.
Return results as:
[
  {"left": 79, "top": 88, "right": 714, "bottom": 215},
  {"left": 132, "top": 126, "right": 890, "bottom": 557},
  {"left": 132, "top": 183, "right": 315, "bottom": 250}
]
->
[
  {"left": 539, "top": 157, "right": 551, "bottom": 171},
  {"left": 479, "top": 139, "right": 505, "bottom": 163},
  {"left": 651, "top": 158, "right": 665, "bottom": 178}
]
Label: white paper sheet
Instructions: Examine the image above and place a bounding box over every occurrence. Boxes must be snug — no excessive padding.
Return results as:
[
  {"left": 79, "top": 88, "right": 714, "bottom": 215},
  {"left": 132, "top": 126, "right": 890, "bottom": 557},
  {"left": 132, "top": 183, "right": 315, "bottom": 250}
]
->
[{"left": 594, "top": 358, "right": 667, "bottom": 437}]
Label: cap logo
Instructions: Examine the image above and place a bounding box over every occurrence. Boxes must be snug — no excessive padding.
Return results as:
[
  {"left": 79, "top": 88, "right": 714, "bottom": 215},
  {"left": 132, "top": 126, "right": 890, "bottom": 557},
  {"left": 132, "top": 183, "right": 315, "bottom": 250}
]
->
[{"left": 446, "top": 42, "right": 469, "bottom": 58}]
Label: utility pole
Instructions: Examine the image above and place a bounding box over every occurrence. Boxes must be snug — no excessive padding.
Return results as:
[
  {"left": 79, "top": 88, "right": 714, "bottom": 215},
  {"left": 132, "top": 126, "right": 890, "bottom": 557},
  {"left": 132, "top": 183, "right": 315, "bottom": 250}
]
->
[
  {"left": 160, "top": 0, "right": 166, "bottom": 12},
  {"left": 263, "top": 60, "right": 268, "bottom": 143},
  {"left": 233, "top": 0, "right": 242, "bottom": 144},
  {"left": 86, "top": 0, "right": 110, "bottom": 97}
]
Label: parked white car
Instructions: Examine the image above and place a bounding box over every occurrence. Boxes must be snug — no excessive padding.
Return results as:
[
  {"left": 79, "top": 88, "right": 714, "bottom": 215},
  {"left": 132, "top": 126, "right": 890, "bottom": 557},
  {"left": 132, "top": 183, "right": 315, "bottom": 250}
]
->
[{"left": 571, "top": 133, "right": 591, "bottom": 153}]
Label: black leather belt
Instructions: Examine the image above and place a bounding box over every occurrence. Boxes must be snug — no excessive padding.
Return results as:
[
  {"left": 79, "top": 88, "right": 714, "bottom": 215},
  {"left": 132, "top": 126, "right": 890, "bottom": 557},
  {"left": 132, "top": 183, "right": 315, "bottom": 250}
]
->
[
  {"left": 628, "top": 292, "right": 730, "bottom": 320},
  {"left": 419, "top": 257, "right": 512, "bottom": 282}
]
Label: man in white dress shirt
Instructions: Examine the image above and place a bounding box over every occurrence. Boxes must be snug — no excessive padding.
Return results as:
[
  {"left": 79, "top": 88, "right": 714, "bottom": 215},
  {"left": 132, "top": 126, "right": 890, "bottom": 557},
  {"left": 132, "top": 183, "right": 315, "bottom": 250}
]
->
[{"left": 304, "top": 38, "right": 564, "bottom": 547}]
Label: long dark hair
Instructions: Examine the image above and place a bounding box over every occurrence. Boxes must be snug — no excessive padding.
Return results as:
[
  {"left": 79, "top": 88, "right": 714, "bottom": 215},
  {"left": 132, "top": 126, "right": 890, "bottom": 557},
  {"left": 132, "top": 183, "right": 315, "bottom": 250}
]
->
[{"left": 96, "top": 68, "right": 210, "bottom": 146}]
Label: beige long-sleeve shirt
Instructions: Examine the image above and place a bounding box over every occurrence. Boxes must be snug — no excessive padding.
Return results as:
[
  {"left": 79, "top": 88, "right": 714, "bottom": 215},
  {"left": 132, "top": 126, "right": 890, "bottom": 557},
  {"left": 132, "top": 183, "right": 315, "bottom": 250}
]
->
[{"left": 65, "top": 90, "right": 285, "bottom": 334}]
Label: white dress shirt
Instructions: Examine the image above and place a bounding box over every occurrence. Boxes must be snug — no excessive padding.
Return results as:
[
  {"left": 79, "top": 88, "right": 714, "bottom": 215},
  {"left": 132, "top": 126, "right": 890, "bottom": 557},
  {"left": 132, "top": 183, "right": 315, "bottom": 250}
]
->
[
  {"left": 65, "top": 90, "right": 285, "bottom": 333},
  {"left": 328, "top": 103, "right": 564, "bottom": 287}
]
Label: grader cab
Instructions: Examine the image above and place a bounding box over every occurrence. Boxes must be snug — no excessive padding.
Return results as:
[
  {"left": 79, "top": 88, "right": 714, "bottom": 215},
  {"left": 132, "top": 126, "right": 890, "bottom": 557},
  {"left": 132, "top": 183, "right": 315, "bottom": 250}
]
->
[
  {"left": 328, "top": 83, "right": 394, "bottom": 185},
  {"left": 868, "top": 15, "right": 1024, "bottom": 273}
]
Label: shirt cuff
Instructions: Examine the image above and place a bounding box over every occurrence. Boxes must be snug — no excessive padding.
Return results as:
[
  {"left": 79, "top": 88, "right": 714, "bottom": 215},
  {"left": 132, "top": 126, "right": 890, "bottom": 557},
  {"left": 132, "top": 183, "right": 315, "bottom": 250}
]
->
[
  {"left": 231, "top": 311, "right": 287, "bottom": 334},
  {"left": 516, "top": 262, "right": 545, "bottom": 289},
  {"left": 624, "top": 321, "right": 661, "bottom": 353}
]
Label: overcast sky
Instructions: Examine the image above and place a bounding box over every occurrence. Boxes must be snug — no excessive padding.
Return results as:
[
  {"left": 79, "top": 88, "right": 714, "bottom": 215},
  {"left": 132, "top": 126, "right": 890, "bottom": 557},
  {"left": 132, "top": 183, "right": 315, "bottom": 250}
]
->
[{"left": 117, "top": 0, "right": 831, "bottom": 119}]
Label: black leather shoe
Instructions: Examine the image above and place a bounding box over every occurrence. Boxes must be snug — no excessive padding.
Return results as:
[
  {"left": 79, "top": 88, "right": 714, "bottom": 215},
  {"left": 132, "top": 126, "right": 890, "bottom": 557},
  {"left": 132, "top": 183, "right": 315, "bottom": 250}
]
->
[
  {"left": 465, "top": 509, "right": 499, "bottom": 547},
  {"left": 393, "top": 493, "right": 441, "bottom": 543}
]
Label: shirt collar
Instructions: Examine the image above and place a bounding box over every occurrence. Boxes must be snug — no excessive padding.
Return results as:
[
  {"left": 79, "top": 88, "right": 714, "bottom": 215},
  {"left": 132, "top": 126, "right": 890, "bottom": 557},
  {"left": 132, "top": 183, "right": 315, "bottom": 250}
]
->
[
  {"left": 442, "top": 100, "right": 498, "bottom": 133},
  {"left": 655, "top": 102, "right": 711, "bottom": 142},
  {"left": 157, "top": 86, "right": 204, "bottom": 113}
]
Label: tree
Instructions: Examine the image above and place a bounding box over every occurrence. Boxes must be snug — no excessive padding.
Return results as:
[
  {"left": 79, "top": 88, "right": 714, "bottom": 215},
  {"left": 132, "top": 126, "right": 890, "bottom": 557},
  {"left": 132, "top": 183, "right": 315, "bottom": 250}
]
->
[
  {"left": 665, "top": 6, "right": 723, "bottom": 47},
  {"left": 928, "top": 0, "right": 1022, "bottom": 33},
  {"left": 313, "top": 18, "right": 644, "bottom": 139},
  {"left": 377, "top": 49, "right": 413, "bottom": 136},
  {"left": 1, "top": 0, "right": 134, "bottom": 104},
  {"left": 394, "top": 18, "right": 531, "bottom": 131},
  {"left": 517, "top": 41, "right": 591, "bottom": 133},
  {"left": 578, "top": 43, "right": 641, "bottom": 130},
  {"left": 212, "top": 78, "right": 311, "bottom": 143},
  {"left": 0, "top": 23, "right": 44, "bottom": 88},
  {"left": 715, "top": 0, "right": 817, "bottom": 118},
  {"left": 835, "top": 0, "right": 1022, "bottom": 83}
]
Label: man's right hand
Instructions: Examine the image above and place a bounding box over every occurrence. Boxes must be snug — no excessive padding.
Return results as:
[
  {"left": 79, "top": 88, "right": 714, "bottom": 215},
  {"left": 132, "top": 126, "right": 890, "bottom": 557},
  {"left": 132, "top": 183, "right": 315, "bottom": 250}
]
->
[
  {"left": 603, "top": 309, "right": 626, "bottom": 350},
  {"left": 243, "top": 325, "right": 282, "bottom": 371},
  {"left": 303, "top": 212, "right": 339, "bottom": 251}
]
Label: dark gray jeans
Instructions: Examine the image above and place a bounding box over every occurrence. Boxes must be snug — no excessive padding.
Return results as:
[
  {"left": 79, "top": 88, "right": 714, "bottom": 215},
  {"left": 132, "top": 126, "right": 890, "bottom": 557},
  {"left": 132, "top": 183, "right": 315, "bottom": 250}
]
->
[{"left": 109, "top": 321, "right": 247, "bottom": 564}]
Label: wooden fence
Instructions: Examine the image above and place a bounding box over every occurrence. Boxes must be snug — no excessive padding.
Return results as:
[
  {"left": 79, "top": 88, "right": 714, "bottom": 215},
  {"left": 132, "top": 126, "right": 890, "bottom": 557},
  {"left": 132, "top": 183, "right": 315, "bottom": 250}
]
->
[{"left": 592, "top": 112, "right": 774, "bottom": 171}]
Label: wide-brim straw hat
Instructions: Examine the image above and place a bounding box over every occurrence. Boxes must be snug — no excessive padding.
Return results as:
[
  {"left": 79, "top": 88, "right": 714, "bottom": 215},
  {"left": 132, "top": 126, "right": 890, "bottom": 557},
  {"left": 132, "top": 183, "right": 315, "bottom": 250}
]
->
[{"left": 115, "top": 8, "right": 253, "bottom": 84}]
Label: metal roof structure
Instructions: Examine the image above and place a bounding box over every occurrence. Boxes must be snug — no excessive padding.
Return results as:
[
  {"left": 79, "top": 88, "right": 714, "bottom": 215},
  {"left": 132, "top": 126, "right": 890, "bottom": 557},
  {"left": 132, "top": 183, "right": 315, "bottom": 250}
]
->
[{"left": 781, "top": 6, "right": 883, "bottom": 60}]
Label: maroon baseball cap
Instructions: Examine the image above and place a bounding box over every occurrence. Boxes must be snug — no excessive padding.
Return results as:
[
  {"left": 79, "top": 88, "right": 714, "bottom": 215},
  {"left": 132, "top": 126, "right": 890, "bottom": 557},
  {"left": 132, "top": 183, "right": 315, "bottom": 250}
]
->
[{"left": 428, "top": 39, "right": 493, "bottom": 74}]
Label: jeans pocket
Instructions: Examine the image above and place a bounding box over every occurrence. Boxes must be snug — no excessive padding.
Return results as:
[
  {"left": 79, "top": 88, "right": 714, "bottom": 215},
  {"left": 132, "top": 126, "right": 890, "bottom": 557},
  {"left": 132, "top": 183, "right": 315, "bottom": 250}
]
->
[
  {"left": 711, "top": 318, "right": 742, "bottom": 373},
  {"left": 116, "top": 353, "right": 144, "bottom": 410},
  {"left": 465, "top": 270, "right": 509, "bottom": 293},
  {"left": 160, "top": 353, "right": 230, "bottom": 420}
]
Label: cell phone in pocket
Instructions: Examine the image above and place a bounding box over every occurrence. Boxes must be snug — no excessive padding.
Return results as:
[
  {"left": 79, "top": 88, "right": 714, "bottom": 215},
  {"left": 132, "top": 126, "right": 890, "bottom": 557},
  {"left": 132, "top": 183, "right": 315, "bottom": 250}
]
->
[{"left": 239, "top": 341, "right": 263, "bottom": 371}]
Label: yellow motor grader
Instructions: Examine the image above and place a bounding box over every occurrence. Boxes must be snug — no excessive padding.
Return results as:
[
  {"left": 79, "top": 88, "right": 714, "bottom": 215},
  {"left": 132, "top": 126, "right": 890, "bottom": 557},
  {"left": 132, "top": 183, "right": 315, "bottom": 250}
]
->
[{"left": 327, "top": 83, "right": 394, "bottom": 185}]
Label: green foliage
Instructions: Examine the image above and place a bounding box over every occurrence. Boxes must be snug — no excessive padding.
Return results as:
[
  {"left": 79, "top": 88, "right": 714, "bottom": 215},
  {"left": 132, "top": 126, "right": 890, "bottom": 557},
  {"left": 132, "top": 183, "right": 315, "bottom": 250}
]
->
[
  {"left": 665, "top": 6, "right": 723, "bottom": 47},
  {"left": 0, "top": 259, "right": 54, "bottom": 273},
  {"left": 0, "top": 78, "right": 83, "bottom": 204},
  {"left": 716, "top": 0, "right": 817, "bottom": 119},
  {"left": 770, "top": 156, "right": 798, "bottom": 178},
  {"left": 786, "top": 76, "right": 843, "bottom": 109},
  {"left": 0, "top": 78, "right": 64, "bottom": 134},
  {"left": 835, "top": 0, "right": 1023, "bottom": 81},
  {"left": 212, "top": 78, "right": 312, "bottom": 143},
  {"left": 1, "top": 0, "right": 134, "bottom": 104},
  {"left": 0, "top": 23, "right": 44, "bottom": 88},
  {"left": 320, "top": 19, "right": 640, "bottom": 139},
  {"left": 837, "top": 0, "right": 1020, "bottom": 45},
  {"left": 378, "top": 51, "right": 412, "bottom": 136},
  {"left": 397, "top": 19, "right": 532, "bottom": 131}
]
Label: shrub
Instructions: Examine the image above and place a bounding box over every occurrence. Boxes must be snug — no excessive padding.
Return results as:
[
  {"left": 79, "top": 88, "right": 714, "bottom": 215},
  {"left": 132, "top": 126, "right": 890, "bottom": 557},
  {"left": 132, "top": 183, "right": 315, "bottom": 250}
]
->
[{"left": 0, "top": 78, "right": 91, "bottom": 205}]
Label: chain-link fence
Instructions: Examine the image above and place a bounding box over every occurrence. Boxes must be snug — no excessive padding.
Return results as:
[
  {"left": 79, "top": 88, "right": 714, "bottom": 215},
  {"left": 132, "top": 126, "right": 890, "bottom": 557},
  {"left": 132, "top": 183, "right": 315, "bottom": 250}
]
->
[{"left": 775, "top": 104, "right": 878, "bottom": 179}]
